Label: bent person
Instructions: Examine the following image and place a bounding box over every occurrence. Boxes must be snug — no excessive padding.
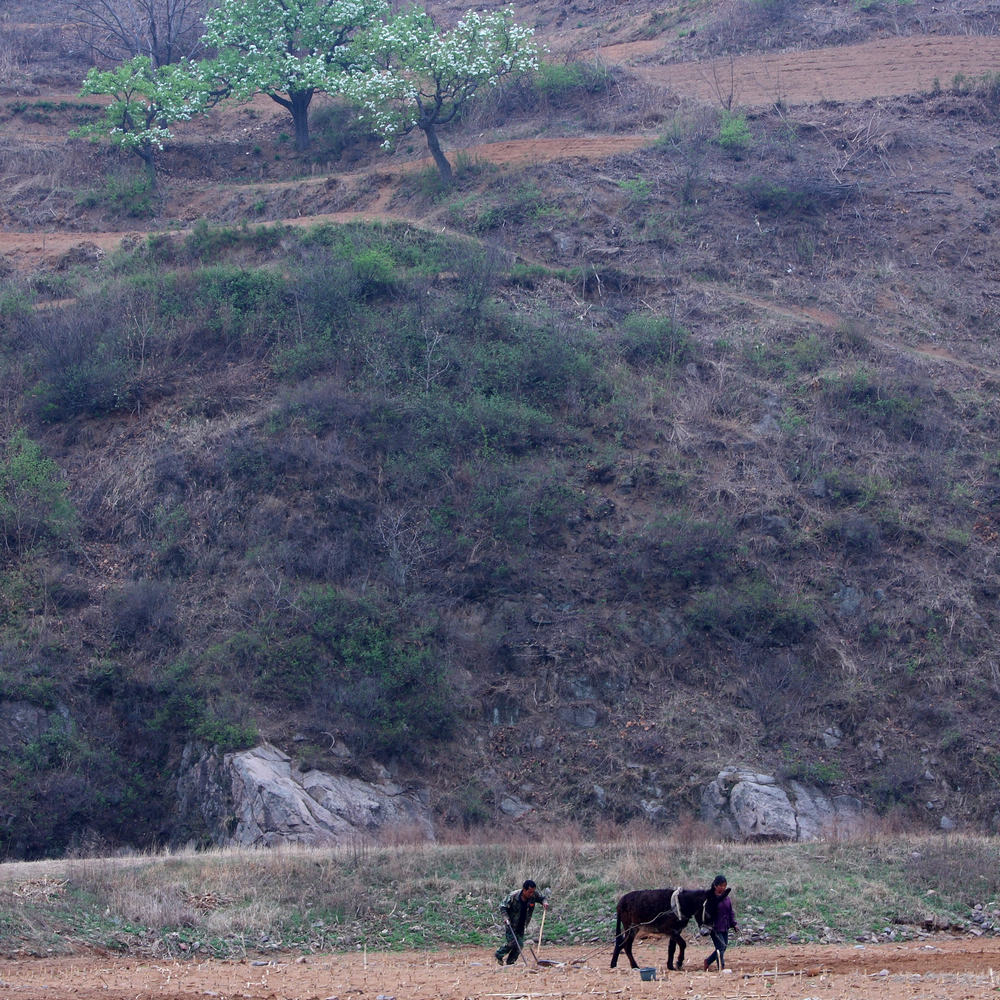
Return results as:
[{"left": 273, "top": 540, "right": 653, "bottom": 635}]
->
[{"left": 495, "top": 879, "right": 547, "bottom": 965}]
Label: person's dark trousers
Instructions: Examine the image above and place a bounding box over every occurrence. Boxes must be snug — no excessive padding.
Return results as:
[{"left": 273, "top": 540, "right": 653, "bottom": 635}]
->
[
  {"left": 706, "top": 929, "right": 728, "bottom": 969},
  {"left": 495, "top": 926, "right": 524, "bottom": 965}
]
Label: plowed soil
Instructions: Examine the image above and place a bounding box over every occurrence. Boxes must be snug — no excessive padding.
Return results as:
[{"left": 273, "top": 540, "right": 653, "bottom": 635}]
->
[
  {"left": 0, "top": 937, "right": 997, "bottom": 1000},
  {"left": 616, "top": 34, "right": 1000, "bottom": 105}
]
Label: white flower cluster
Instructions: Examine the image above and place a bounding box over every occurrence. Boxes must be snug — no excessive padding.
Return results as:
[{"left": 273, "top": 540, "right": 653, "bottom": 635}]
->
[
  {"left": 75, "top": 56, "right": 212, "bottom": 153},
  {"left": 74, "top": 0, "right": 537, "bottom": 166},
  {"left": 203, "top": 0, "right": 389, "bottom": 99},
  {"left": 343, "top": 5, "right": 538, "bottom": 139}
]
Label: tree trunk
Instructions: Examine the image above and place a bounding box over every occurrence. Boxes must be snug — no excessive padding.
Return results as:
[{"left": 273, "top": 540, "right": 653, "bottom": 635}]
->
[
  {"left": 137, "top": 144, "right": 158, "bottom": 190},
  {"left": 290, "top": 89, "right": 313, "bottom": 152},
  {"left": 421, "top": 122, "right": 453, "bottom": 182}
]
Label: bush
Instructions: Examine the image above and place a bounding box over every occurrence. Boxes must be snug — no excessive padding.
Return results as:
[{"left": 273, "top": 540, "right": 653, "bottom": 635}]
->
[
  {"left": 472, "top": 183, "right": 550, "bottom": 232},
  {"left": 249, "top": 587, "right": 456, "bottom": 756},
  {"left": 534, "top": 60, "right": 613, "bottom": 104},
  {"left": 733, "top": 647, "right": 825, "bottom": 734},
  {"left": 0, "top": 282, "right": 33, "bottom": 334},
  {"left": 742, "top": 175, "right": 852, "bottom": 217},
  {"left": 25, "top": 298, "right": 136, "bottom": 421},
  {"left": 138, "top": 265, "right": 293, "bottom": 359},
  {"left": 687, "top": 577, "right": 817, "bottom": 644},
  {"left": 624, "top": 515, "right": 734, "bottom": 590},
  {"left": 184, "top": 220, "right": 242, "bottom": 261},
  {"left": 351, "top": 248, "right": 397, "bottom": 298},
  {"left": 822, "top": 368, "right": 926, "bottom": 439},
  {"left": 0, "top": 428, "right": 76, "bottom": 557},
  {"left": 77, "top": 171, "right": 157, "bottom": 219},
  {"left": 717, "top": 109, "right": 752, "bottom": 154},
  {"left": 618, "top": 312, "right": 693, "bottom": 367},
  {"left": 108, "top": 579, "right": 177, "bottom": 645}
]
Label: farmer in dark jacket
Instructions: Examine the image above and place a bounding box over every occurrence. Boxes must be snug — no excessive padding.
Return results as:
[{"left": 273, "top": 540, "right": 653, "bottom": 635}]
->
[
  {"left": 703, "top": 875, "right": 739, "bottom": 970},
  {"left": 495, "top": 879, "right": 547, "bottom": 965}
]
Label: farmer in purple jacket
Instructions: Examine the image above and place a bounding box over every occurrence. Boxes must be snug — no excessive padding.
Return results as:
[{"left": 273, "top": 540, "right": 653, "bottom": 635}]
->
[{"left": 703, "top": 875, "right": 739, "bottom": 971}]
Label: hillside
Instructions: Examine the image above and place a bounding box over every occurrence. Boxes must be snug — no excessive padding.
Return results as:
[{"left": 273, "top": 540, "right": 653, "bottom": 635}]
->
[{"left": 1, "top": 0, "right": 1000, "bottom": 857}]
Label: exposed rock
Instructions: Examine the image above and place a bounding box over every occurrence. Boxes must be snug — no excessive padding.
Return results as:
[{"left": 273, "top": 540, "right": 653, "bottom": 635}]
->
[
  {"left": 557, "top": 705, "right": 599, "bottom": 728},
  {"left": 500, "top": 795, "right": 531, "bottom": 818},
  {"left": 701, "top": 767, "right": 864, "bottom": 841},
  {"left": 834, "top": 585, "right": 864, "bottom": 617},
  {"left": 547, "top": 230, "right": 577, "bottom": 254},
  {"left": 175, "top": 742, "right": 434, "bottom": 848},
  {"left": 730, "top": 779, "right": 798, "bottom": 839},
  {"left": 640, "top": 799, "right": 668, "bottom": 822},
  {"left": 0, "top": 700, "right": 64, "bottom": 746},
  {"left": 760, "top": 514, "right": 791, "bottom": 539}
]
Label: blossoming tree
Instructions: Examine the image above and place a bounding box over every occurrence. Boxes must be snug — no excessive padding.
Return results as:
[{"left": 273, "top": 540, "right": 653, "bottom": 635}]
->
[
  {"left": 343, "top": 5, "right": 538, "bottom": 181},
  {"left": 72, "top": 55, "right": 210, "bottom": 180},
  {"left": 202, "top": 0, "right": 388, "bottom": 152}
]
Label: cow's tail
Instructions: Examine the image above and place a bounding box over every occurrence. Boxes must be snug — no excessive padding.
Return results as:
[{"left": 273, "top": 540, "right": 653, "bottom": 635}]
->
[{"left": 615, "top": 908, "right": 622, "bottom": 942}]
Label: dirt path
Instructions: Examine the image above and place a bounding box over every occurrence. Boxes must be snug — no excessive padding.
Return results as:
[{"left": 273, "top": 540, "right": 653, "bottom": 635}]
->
[
  {"left": 0, "top": 938, "right": 996, "bottom": 1000},
  {"left": 0, "top": 136, "right": 653, "bottom": 269},
  {"left": 4, "top": 34, "right": 1000, "bottom": 272}
]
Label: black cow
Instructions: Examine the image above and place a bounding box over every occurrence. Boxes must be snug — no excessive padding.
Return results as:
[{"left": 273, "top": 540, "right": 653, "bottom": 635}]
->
[{"left": 610, "top": 886, "right": 728, "bottom": 970}]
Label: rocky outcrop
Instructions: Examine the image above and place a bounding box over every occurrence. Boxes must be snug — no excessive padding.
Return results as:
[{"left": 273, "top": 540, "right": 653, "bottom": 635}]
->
[
  {"left": 701, "top": 767, "right": 864, "bottom": 841},
  {"left": 0, "top": 700, "right": 70, "bottom": 746},
  {"left": 175, "top": 742, "right": 434, "bottom": 847}
]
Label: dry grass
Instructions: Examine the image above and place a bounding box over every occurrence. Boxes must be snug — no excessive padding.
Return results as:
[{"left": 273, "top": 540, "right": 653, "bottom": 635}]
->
[{"left": 3, "top": 832, "right": 996, "bottom": 959}]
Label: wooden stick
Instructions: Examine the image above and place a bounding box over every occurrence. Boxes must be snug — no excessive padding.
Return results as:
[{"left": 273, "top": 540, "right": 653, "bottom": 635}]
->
[{"left": 537, "top": 907, "right": 547, "bottom": 950}]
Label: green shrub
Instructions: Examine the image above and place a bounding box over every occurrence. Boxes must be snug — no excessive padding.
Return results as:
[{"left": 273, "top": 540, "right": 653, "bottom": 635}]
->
[
  {"left": 147, "top": 265, "right": 293, "bottom": 356},
  {"left": 473, "top": 183, "right": 550, "bottom": 232},
  {"left": 780, "top": 748, "right": 843, "bottom": 785},
  {"left": 0, "top": 284, "right": 32, "bottom": 325},
  {"left": 821, "top": 368, "right": 925, "bottom": 439},
  {"left": 717, "top": 109, "right": 752, "bottom": 154},
  {"left": 351, "top": 248, "right": 397, "bottom": 297},
  {"left": 193, "top": 717, "right": 260, "bottom": 751},
  {"left": 619, "top": 312, "right": 693, "bottom": 367},
  {"left": 535, "top": 60, "right": 612, "bottom": 102},
  {"left": 474, "top": 468, "right": 583, "bottom": 547},
  {"left": 625, "top": 514, "right": 734, "bottom": 589},
  {"left": 272, "top": 330, "right": 338, "bottom": 380},
  {"left": 0, "top": 428, "right": 76, "bottom": 557},
  {"left": 76, "top": 171, "right": 157, "bottom": 219},
  {"left": 619, "top": 176, "right": 652, "bottom": 205},
  {"left": 251, "top": 587, "right": 456, "bottom": 755},
  {"left": 184, "top": 220, "right": 242, "bottom": 261},
  {"left": 687, "top": 577, "right": 817, "bottom": 644},
  {"left": 743, "top": 175, "right": 854, "bottom": 217}
]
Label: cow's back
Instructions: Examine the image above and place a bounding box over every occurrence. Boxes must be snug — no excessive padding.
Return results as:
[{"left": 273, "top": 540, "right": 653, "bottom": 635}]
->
[{"left": 616, "top": 888, "right": 679, "bottom": 935}]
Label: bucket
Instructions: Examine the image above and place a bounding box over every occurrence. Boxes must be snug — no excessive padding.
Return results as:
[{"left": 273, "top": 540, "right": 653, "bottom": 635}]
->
[{"left": 639, "top": 967, "right": 657, "bottom": 981}]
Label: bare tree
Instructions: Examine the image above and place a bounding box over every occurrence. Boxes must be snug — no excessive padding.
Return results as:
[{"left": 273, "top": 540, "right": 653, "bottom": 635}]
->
[{"left": 60, "top": 0, "right": 207, "bottom": 67}]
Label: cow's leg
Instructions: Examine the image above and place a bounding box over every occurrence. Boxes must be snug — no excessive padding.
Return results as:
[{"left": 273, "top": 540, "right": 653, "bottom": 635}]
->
[
  {"left": 675, "top": 934, "right": 686, "bottom": 970},
  {"left": 622, "top": 928, "right": 639, "bottom": 969},
  {"left": 666, "top": 934, "right": 676, "bottom": 970},
  {"left": 610, "top": 931, "right": 623, "bottom": 968}
]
